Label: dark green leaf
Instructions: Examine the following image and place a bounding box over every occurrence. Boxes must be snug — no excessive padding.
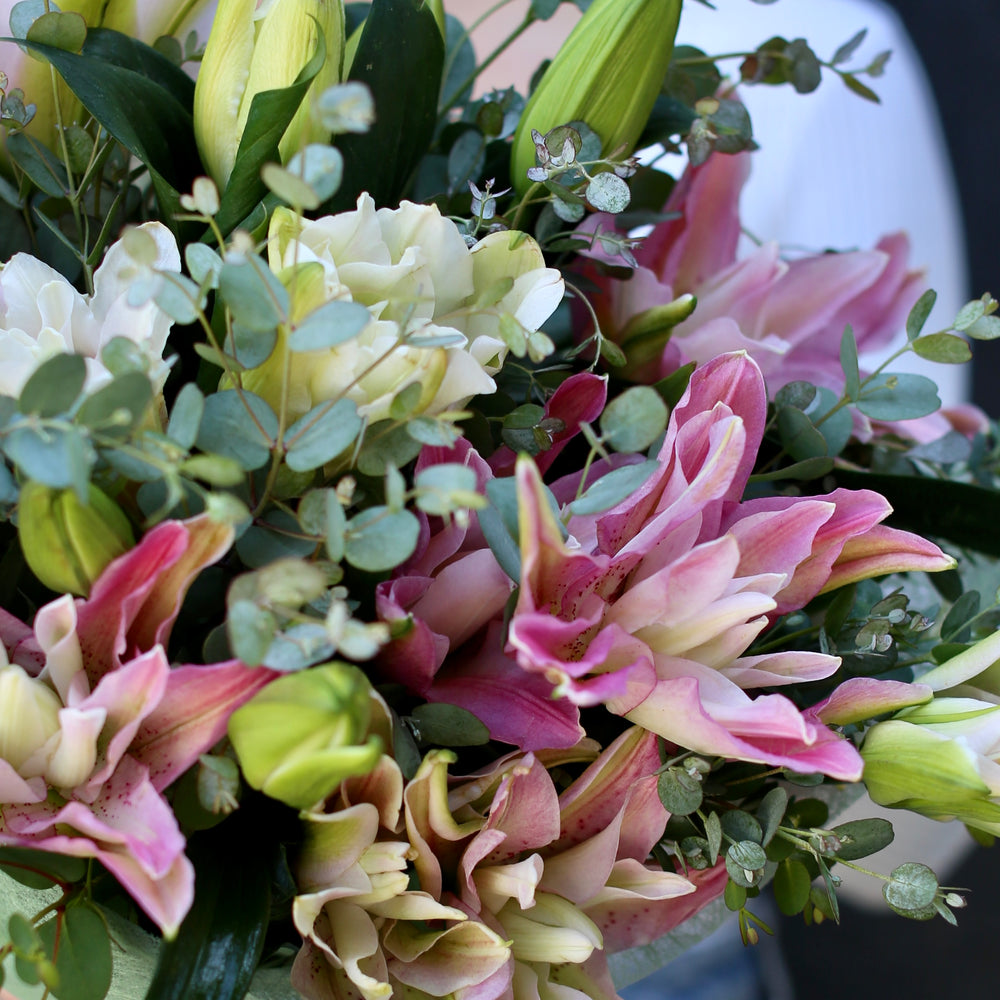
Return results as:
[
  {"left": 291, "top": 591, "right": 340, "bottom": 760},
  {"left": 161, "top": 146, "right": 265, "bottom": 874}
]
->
[
  {"left": 144, "top": 815, "right": 274, "bottom": 1000},
  {"left": 0, "top": 848, "right": 86, "bottom": 890},
  {"left": 214, "top": 38, "right": 326, "bottom": 235},
  {"left": 841, "top": 73, "right": 880, "bottom": 103},
  {"left": 756, "top": 787, "right": 788, "bottom": 846},
  {"left": 19, "top": 353, "right": 86, "bottom": 417},
  {"left": 4, "top": 132, "right": 69, "bottom": 196},
  {"left": 773, "top": 859, "right": 812, "bottom": 916},
  {"left": 831, "top": 28, "right": 866, "bottom": 65},
  {"left": 331, "top": 0, "right": 445, "bottom": 209},
  {"left": 829, "top": 818, "right": 894, "bottom": 861},
  {"left": 720, "top": 810, "right": 762, "bottom": 845},
  {"left": 409, "top": 703, "right": 489, "bottom": 746}
]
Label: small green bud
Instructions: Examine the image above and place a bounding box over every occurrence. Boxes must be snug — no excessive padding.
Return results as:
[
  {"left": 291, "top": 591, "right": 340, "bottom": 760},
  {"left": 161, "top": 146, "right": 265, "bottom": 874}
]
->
[
  {"left": 228, "top": 661, "right": 382, "bottom": 810},
  {"left": 18, "top": 482, "right": 134, "bottom": 596},
  {"left": 510, "top": 0, "right": 682, "bottom": 193}
]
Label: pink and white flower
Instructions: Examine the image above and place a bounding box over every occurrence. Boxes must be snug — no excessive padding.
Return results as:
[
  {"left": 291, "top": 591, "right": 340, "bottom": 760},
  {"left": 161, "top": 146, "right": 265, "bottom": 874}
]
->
[{"left": 0, "top": 514, "right": 276, "bottom": 935}]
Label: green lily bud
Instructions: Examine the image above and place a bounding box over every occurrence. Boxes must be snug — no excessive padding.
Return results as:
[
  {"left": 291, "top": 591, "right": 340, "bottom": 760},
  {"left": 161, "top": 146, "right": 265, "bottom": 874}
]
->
[
  {"left": 227, "top": 661, "right": 383, "bottom": 811},
  {"left": 193, "top": 0, "right": 345, "bottom": 188},
  {"left": 862, "top": 714, "right": 1000, "bottom": 836},
  {"left": 18, "top": 482, "right": 134, "bottom": 597},
  {"left": 618, "top": 293, "right": 697, "bottom": 377},
  {"left": 510, "top": 0, "right": 681, "bottom": 193}
]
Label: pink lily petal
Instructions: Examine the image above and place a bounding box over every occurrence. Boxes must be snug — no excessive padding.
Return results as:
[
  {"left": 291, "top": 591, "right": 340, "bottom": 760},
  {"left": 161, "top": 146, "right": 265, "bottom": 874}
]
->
[
  {"left": 130, "top": 660, "right": 279, "bottom": 791},
  {"left": 811, "top": 677, "right": 933, "bottom": 727}
]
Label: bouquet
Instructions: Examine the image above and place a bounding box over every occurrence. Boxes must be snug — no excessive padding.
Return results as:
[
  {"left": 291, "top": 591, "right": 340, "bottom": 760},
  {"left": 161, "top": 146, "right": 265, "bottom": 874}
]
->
[{"left": 1, "top": 1, "right": 999, "bottom": 997}]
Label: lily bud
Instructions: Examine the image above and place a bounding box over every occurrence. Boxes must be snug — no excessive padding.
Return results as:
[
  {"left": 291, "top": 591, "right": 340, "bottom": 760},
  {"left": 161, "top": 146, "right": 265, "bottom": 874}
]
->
[
  {"left": 862, "top": 709, "right": 1000, "bottom": 836},
  {"left": 497, "top": 892, "right": 603, "bottom": 965},
  {"left": 193, "top": 0, "right": 345, "bottom": 188},
  {"left": 0, "top": 663, "right": 62, "bottom": 775},
  {"left": 18, "top": 482, "right": 134, "bottom": 597},
  {"left": 510, "top": 0, "right": 681, "bottom": 193},
  {"left": 227, "top": 661, "right": 383, "bottom": 810}
]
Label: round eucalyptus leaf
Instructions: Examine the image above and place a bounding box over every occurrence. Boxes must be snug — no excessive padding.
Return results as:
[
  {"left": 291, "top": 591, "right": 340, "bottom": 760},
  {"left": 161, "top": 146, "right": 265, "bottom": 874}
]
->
[
  {"left": 285, "top": 398, "right": 362, "bottom": 472},
  {"left": 883, "top": 862, "right": 938, "bottom": 913},
  {"left": 196, "top": 390, "right": 277, "bottom": 471},
  {"left": 773, "top": 859, "right": 812, "bottom": 916},
  {"left": 345, "top": 506, "right": 420, "bottom": 572},
  {"left": 657, "top": 767, "right": 703, "bottom": 816},
  {"left": 19, "top": 352, "right": 86, "bottom": 417},
  {"left": 586, "top": 172, "right": 631, "bottom": 214},
  {"left": 600, "top": 385, "right": 668, "bottom": 453},
  {"left": 289, "top": 300, "right": 371, "bottom": 352}
]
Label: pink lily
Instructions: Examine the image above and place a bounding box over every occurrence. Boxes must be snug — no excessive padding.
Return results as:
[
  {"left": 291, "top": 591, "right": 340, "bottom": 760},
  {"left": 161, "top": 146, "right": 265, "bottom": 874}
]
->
[
  {"left": 0, "top": 514, "right": 276, "bottom": 935},
  {"left": 375, "top": 440, "right": 585, "bottom": 750},
  {"left": 507, "top": 352, "right": 953, "bottom": 778},
  {"left": 581, "top": 150, "right": 924, "bottom": 396}
]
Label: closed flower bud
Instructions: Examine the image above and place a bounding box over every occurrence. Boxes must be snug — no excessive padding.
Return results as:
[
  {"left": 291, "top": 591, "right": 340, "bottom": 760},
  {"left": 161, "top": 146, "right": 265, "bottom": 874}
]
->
[
  {"left": 510, "top": 0, "right": 681, "bottom": 193},
  {"left": 497, "top": 892, "right": 603, "bottom": 965},
  {"left": 227, "top": 661, "right": 382, "bottom": 810},
  {"left": 193, "top": 0, "right": 345, "bottom": 188},
  {"left": 18, "top": 482, "right": 135, "bottom": 597},
  {"left": 0, "top": 663, "right": 62, "bottom": 775}
]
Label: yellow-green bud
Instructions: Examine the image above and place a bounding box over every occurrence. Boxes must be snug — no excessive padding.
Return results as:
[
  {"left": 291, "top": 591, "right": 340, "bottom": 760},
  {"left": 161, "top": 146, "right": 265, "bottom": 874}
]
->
[
  {"left": 510, "top": 0, "right": 681, "bottom": 194},
  {"left": 617, "top": 294, "right": 697, "bottom": 376},
  {"left": 0, "top": 664, "right": 62, "bottom": 775},
  {"left": 227, "top": 661, "right": 382, "bottom": 811},
  {"left": 18, "top": 482, "right": 135, "bottom": 597},
  {"left": 193, "top": 0, "right": 346, "bottom": 189}
]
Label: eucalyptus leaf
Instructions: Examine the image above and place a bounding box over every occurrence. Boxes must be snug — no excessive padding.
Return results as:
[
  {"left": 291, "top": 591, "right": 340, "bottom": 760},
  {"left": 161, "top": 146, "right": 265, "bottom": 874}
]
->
[
  {"left": 19, "top": 353, "right": 86, "bottom": 417},
  {"left": 75, "top": 371, "right": 153, "bottom": 438},
  {"left": 856, "top": 372, "right": 941, "bottom": 420},
  {"left": 289, "top": 300, "right": 372, "bottom": 351},
  {"left": 586, "top": 172, "right": 631, "bottom": 214},
  {"left": 229, "top": 323, "right": 278, "bottom": 370},
  {"left": 299, "top": 488, "right": 347, "bottom": 562},
  {"left": 219, "top": 256, "right": 289, "bottom": 333},
  {"left": 773, "top": 859, "right": 812, "bottom": 916},
  {"left": 344, "top": 506, "right": 420, "bottom": 572},
  {"left": 600, "top": 385, "right": 668, "bottom": 453},
  {"left": 569, "top": 460, "right": 659, "bottom": 516},
  {"left": 829, "top": 818, "right": 894, "bottom": 861},
  {"left": 285, "top": 398, "right": 363, "bottom": 471},
  {"left": 756, "top": 787, "right": 788, "bottom": 846},
  {"left": 196, "top": 390, "right": 277, "bottom": 471},
  {"left": 38, "top": 902, "right": 112, "bottom": 1000},
  {"left": 167, "top": 383, "right": 205, "bottom": 449},
  {"left": 4, "top": 424, "right": 92, "bottom": 492},
  {"left": 906, "top": 288, "right": 936, "bottom": 341},
  {"left": 236, "top": 510, "right": 318, "bottom": 568},
  {"left": 657, "top": 768, "right": 703, "bottom": 816},
  {"left": 912, "top": 332, "right": 972, "bottom": 364},
  {"left": 883, "top": 862, "right": 938, "bottom": 914}
]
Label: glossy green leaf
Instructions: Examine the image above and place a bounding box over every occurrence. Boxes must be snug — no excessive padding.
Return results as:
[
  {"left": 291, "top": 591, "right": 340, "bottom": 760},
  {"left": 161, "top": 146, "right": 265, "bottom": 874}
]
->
[
  {"left": 409, "top": 703, "right": 489, "bottom": 746},
  {"left": 4, "top": 132, "right": 69, "bottom": 196},
  {"left": 214, "top": 36, "right": 326, "bottom": 235},
  {"left": 829, "top": 818, "right": 894, "bottom": 861},
  {"left": 331, "top": 0, "right": 445, "bottom": 209},
  {"left": 773, "top": 858, "right": 811, "bottom": 916},
  {"left": 144, "top": 816, "right": 274, "bottom": 1000},
  {"left": 840, "top": 325, "right": 860, "bottom": 400}
]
